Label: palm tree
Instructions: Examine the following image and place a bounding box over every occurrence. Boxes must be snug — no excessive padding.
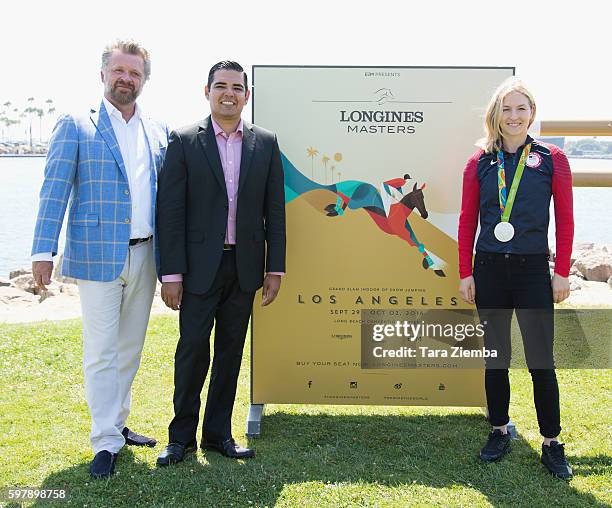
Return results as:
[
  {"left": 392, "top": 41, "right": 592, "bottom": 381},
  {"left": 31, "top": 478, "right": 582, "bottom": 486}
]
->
[
  {"left": 24, "top": 97, "right": 36, "bottom": 150},
  {"left": 322, "top": 155, "right": 330, "bottom": 184},
  {"left": 330, "top": 165, "right": 336, "bottom": 183},
  {"left": 19, "top": 111, "right": 26, "bottom": 144},
  {"left": 10, "top": 118, "right": 19, "bottom": 142},
  {"left": 23, "top": 107, "right": 36, "bottom": 149},
  {"left": 44, "top": 99, "right": 55, "bottom": 142},
  {"left": 35, "top": 108, "right": 45, "bottom": 143},
  {"left": 1, "top": 117, "right": 18, "bottom": 143},
  {"left": 1, "top": 102, "right": 15, "bottom": 141},
  {"left": 0, "top": 105, "right": 6, "bottom": 141},
  {"left": 306, "top": 147, "right": 318, "bottom": 179},
  {"left": 0, "top": 114, "right": 8, "bottom": 142}
]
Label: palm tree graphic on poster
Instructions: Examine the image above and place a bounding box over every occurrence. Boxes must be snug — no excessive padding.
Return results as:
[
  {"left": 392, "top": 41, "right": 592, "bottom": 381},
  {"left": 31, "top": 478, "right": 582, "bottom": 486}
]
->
[
  {"left": 302, "top": 147, "right": 344, "bottom": 184},
  {"left": 306, "top": 147, "right": 318, "bottom": 179},
  {"left": 322, "top": 154, "right": 330, "bottom": 184}
]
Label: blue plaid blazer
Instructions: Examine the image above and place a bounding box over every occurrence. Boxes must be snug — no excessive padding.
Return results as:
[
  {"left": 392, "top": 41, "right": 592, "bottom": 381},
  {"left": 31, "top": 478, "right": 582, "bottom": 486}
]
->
[{"left": 32, "top": 101, "right": 169, "bottom": 281}]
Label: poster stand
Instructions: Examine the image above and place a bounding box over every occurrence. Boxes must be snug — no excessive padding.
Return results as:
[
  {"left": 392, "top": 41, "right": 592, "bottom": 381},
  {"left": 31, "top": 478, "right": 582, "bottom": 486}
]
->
[{"left": 246, "top": 404, "right": 265, "bottom": 438}]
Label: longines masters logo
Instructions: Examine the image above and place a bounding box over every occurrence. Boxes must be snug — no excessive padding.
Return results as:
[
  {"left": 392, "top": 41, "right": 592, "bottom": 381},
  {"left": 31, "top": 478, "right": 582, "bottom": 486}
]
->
[
  {"left": 340, "top": 88, "right": 423, "bottom": 134},
  {"left": 313, "top": 85, "right": 452, "bottom": 135}
]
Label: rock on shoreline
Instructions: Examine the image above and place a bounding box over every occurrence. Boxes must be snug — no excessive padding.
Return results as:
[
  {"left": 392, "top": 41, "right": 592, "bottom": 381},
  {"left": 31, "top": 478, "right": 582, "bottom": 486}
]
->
[
  {"left": 0, "top": 261, "right": 173, "bottom": 323},
  {"left": 550, "top": 243, "right": 612, "bottom": 295}
]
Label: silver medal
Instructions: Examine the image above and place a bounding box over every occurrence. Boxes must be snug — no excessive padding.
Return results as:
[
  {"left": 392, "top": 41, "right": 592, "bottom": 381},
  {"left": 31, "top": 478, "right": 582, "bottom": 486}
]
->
[{"left": 494, "top": 221, "right": 514, "bottom": 242}]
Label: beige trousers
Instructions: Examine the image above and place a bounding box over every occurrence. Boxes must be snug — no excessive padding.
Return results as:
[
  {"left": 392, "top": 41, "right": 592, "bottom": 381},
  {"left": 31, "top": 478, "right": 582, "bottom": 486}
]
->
[{"left": 77, "top": 240, "right": 156, "bottom": 453}]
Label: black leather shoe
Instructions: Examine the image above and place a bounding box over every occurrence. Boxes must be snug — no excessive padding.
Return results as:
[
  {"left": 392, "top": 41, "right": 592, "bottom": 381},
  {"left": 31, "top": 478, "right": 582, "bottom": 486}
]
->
[
  {"left": 122, "top": 427, "right": 157, "bottom": 447},
  {"left": 89, "top": 450, "right": 117, "bottom": 479},
  {"left": 480, "top": 429, "right": 511, "bottom": 462},
  {"left": 541, "top": 441, "right": 573, "bottom": 479},
  {"left": 201, "top": 438, "right": 255, "bottom": 459},
  {"left": 156, "top": 442, "right": 196, "bottom": 467}
]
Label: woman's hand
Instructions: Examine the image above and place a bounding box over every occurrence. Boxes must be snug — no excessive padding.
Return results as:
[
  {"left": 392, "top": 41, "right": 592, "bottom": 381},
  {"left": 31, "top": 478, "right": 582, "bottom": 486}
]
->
[
  {"left": 459, "top": 276, "right": 476, "bottom": 304},
  {"left": 552, "top": 273, "right": 570, "bottom": 303}
]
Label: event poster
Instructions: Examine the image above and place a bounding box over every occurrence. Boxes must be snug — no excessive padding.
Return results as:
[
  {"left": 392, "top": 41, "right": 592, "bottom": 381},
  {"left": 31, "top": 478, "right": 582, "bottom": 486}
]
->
[{"left": 252, "top": 66, "right": 514, "bottom": 406}]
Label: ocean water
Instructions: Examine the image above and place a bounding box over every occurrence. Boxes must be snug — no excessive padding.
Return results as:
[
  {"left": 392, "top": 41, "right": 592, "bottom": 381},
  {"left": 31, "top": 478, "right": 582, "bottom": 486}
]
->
[{"left": 1, "top": 157, "right": 610, "bottom": 278}]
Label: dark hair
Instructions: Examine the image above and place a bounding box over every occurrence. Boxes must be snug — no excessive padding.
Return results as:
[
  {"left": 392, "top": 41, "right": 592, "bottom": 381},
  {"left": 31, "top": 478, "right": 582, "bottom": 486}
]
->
[{"left": 207, "top": 61, "right": 248, "bottom": 89}]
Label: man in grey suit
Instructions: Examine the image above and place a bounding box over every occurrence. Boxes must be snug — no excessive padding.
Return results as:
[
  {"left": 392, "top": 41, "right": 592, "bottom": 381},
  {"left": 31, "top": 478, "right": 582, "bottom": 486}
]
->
[
  {"left": 156, "top": 61, "right": 285, "bottom": 465},
  {"left": 32, "top": 40, "right": 168, "bottom": 478}
]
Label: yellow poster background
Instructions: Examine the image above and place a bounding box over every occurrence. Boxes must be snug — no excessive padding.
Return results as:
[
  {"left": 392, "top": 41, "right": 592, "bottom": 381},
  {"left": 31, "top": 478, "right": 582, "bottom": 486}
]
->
[{"left": 252, "top": 66, "right": 514, "bottom": 406}]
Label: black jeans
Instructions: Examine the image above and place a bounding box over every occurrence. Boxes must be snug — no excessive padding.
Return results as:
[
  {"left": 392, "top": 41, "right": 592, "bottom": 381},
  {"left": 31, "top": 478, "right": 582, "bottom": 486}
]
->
[{"left": 473, "top": 251, "right": 561, "bottom": 438}]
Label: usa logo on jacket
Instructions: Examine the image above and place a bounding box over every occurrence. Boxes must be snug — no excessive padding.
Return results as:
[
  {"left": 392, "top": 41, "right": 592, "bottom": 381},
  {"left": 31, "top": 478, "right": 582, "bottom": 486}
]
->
[{"left": 526, "top": 152, "right": 543, "bottom": 169}]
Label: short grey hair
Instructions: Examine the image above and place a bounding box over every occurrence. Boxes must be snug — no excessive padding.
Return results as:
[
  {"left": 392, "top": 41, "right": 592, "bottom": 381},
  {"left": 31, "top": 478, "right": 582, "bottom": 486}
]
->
[{"left": 101, "top": 39, "right": 151, "bottom": 81}]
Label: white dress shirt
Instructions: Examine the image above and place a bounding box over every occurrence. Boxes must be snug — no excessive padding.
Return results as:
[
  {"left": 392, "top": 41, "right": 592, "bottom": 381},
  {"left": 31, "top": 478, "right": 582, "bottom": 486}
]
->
[
  {"left": 33, "top": 98, "right": 152, "bottom": 262},
  {"left": 103, "top": 97, "right": 152, "bottom": 240}
]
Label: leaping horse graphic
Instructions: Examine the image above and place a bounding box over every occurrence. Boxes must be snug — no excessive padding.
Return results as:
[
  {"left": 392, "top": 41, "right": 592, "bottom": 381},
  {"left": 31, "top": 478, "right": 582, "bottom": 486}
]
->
[
  {"left": 282, "top": 154, "right": 447, "bottom": 277},
  {"left": 374, "top": 88, "right": 395, "bottom": 105}
]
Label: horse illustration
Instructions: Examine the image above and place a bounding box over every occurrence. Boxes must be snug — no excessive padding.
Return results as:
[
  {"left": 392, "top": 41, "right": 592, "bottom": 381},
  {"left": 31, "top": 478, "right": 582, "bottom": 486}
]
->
[
  {"left": 374, "top": 88, "right": 395, "bottom": 105},
  {"left": 324, "top": 175, "right": 446, "bottom": 277},
  {"left": 282, "top": 154, "right": 447, "bottom": 277}
]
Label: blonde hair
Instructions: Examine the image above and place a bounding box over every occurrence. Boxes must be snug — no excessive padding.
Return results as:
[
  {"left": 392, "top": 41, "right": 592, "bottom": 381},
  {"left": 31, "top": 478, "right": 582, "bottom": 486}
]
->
[
  {"left": 477, "top": 77, "right": 536, "bottom": 154},
  {"left": 101, "top": 39, "right": 151, "bottom": 81}
]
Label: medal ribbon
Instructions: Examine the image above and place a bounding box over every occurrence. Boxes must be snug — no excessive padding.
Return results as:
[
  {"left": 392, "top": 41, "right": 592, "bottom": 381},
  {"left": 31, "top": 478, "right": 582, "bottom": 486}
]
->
[{"left": 497, "top": 143, "right": 531, "bottom": 222}]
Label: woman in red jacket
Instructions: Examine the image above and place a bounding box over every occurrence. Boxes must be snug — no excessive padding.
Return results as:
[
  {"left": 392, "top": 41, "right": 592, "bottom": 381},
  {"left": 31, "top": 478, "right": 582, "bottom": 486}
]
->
[{"left": 458, "top": 78, "right": 573, "bottom": 479}]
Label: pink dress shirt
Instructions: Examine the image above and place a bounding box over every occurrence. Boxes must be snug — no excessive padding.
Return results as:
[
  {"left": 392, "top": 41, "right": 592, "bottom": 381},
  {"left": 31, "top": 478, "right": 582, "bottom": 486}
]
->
[{"left": 213, "top": 118, "right": 242, "bottom": 245}]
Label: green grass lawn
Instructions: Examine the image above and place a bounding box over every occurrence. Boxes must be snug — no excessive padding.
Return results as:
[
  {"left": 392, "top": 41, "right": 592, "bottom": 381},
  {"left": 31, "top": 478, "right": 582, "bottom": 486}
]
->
[{"left": 0, "top": 315, "right": 610, "bottom": 507}]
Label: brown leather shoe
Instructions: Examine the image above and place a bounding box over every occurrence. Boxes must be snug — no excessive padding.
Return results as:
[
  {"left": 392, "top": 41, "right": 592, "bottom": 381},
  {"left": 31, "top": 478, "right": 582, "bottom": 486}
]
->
[{"left": 201, "top": 438, "right": 255, "bottom": 459}]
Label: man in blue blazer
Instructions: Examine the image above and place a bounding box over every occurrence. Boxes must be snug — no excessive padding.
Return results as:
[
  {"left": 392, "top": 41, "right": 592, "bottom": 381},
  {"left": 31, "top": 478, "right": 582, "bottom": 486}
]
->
[{"left": 31, "top": 40, "right": 168, "bottom": 478}]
